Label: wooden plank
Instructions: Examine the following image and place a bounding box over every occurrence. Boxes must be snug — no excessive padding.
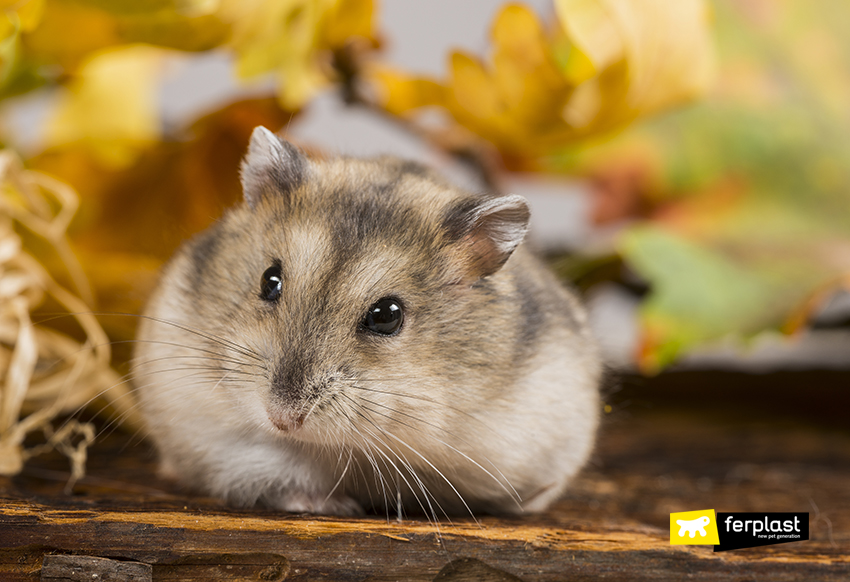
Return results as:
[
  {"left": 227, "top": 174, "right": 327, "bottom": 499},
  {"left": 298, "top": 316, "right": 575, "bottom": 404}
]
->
[
  {"left": 433, "top": 558, "right": 523, "bottom": 581},
  {"left": 1, "top": 478, "right": 847, "bottom": 581},
  {"left": 146, "top": 553, "right": 289, "bottom": 581},
  {"left": 40, "top": 555, "right": 151, "bottom": 582},
  {"left": 1, "top": 370, "right": 849, "bottom": 581}
]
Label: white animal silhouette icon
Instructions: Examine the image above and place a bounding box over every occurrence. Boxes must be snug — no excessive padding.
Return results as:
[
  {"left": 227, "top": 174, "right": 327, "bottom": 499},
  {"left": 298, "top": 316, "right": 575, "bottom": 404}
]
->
[{"left": 677, "top": 515, "right": 711, "bottom": 538}]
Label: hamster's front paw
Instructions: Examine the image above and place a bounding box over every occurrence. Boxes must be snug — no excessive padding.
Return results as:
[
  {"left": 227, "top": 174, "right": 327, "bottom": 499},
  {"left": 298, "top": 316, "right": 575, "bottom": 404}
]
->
[
  {"left": 267, "top": 490, "right": 364, "bottom": 516},
  {"left": 319, "top": 494, "right": 365, "bottom": 516}
]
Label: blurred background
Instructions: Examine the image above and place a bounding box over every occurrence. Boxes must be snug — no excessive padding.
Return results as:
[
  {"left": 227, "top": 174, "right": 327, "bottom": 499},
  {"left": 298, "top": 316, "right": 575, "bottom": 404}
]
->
[{"left": 2, "top": 0, "right": 850, "bottom": 468}]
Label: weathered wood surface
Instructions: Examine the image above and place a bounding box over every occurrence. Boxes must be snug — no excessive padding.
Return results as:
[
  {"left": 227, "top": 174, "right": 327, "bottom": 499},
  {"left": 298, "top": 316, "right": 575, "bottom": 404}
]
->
[
  {"left": 1, "top": 371, "right": 848, "bottom": 581},
  {"left": 40, "top": 555, "right": 152, "bottom": 582}
]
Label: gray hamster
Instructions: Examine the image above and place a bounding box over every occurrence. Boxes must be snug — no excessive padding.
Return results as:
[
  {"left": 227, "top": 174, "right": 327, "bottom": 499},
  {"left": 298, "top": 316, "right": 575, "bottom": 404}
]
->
[{"left": 132, "top": 126, "right": 601, "bottom": 516}]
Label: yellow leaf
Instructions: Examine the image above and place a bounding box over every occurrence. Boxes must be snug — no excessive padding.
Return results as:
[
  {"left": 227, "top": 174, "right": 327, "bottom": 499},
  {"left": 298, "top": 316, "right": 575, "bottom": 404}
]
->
[
  {"left": 450, "top": 51, "right": 500, "bottom": 118},
  {"left": 0, "top": 0, "right": 44, "bottom": 82},
  {"left": 72, "top": 0, "right": 219, "bottom": 16},
  {"left": 554, "top": 0, "right": 621, "bottom": 73},
  {"left": 491, "top": 5, "right": 576, "bottom": 134},
  {"left": 21, "top": 0, "right": 121, "bottom": 70},
  {"left": 443, "top": 5, "right": 583, "bottom": 155},
  {"left": 44, "top": 45, "right": 164, "bottom": 167},
  {"left": 491, "top": 5, "right": 553, "bottom": 112},
  {"left": 323, "top": 0, "right": 373, "bottom": 47},
  {"left": 555, "top": 0, "right": 714, "bottom": 120},
  {"left": 8, "top": 0, "right": 44, "bottom": 31},
  {"left": 368, "top": 2, "right": 713, "bottom": 162},
  {"left": 20, "top": 0, "right": 227, "bottom": 71},
  {"left": 364, "top": 65, "right": 446, "bottom": 115},
  {"left": 118, "top": 12, "right": 229, "bottom": 52},
  {"left": 0, "top": 15, "right": 17, "bottom": 82},
  {"left": 217, "top": 0, "right": 377, "bottom": 109},
  {"left": 492, "top": 4, "right": 549, "bottom": 73}
]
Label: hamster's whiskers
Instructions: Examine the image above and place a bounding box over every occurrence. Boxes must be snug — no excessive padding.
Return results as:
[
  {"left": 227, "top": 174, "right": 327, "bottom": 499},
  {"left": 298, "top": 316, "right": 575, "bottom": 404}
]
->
[
  {"left": 129, "top": 350, "right": 265, "bottom": 373},
  {"left": 339, "top": 392, "right": 489, "bottom": 526},
  {"left": 321, "top": 446, "right": 354, "bottom": 507},
  {"left": 363, "top": 413, "right": 472, "bottom": 525},
  {"left": 51, "top": 357, "right": 211, "bottom": 440},
  {"left": 55, "top": 368, "right": 224, "bottom": 458},
  {"left": 329, "top": 378, "right": 523, "bottom": 511},
  {"left": 349, "top": 393, "right": 521, "bottom": 507},
  {"left": 295, "top": 394, "right": 323, "bottom": 427},
  {"left": 341, "top": 379, "right": 511, "bottom": 442},
  {"left": 331, "top": 395, "right": 438, "bottom": 523},
  {"left": 125, "top": 312, "right": 265, "bottom": 364},
  {"left": 338, "top": 384, "right": 523, "bottom": 509},
  {"left": 347, "top": 411, "right": 448, "bottom": 527},
  {"left": 50, "top": 328, "right": 261, "bottom": 458},
  {"left": 33, "top": 311, "right": 265, "bottom": 365},
  {"left": 329, "top": 401, "right": 396, "bottom": 518}
]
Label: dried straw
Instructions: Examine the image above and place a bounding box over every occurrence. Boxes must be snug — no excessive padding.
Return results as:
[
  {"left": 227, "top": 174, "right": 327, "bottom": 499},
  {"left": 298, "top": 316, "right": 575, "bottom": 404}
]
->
[{"left": 0, "top": 150, "right": 140, "bottom": 487}]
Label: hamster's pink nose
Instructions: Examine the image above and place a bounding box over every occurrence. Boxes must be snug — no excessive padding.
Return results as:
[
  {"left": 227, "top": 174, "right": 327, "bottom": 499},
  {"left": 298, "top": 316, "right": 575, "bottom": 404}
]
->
[{"left": 269, "top": 412, "right": 306, "bottom": 432}]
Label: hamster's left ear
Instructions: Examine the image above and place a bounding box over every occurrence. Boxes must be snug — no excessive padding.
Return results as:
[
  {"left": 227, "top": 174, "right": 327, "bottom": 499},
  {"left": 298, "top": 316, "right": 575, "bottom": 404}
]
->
[
  {"left": 442, "top": 194, "right": 530, "bottom": 282},
  {"left": 240, "top": 126, "right": 307, "bottom": 209}
]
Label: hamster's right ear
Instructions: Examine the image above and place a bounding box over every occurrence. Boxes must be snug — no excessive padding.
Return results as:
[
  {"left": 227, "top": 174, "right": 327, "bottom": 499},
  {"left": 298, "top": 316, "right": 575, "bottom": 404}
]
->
[
  {"left": 442, "top": 194, "right": 530, "bottom": 283},
  {"left": 240, "top": 126, "right": 307, "bottom": 209}
]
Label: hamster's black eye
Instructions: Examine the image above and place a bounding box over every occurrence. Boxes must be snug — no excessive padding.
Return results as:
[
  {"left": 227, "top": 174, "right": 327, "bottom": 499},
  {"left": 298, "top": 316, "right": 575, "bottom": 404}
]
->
[
  {"left": 259, "top": 264, "right": 282, "bottom": 302},
  {"left": 362, "top": 297, "right": 404, "bottom": 336}
]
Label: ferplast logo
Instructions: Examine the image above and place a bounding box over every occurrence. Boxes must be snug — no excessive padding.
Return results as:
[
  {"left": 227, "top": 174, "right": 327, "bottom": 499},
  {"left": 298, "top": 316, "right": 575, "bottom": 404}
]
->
[
  {"left": 670, "top": 510, "right": 809, "bottom": 551},
  {"left": 715, "top": 512, "right": 809, "bottom": 552},
  {"left": 670, "top": 509, "right": 720, "bottom": 545}
]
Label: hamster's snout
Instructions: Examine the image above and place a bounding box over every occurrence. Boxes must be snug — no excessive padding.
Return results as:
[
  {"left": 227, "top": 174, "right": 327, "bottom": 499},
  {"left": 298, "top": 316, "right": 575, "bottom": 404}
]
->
[
  {"left": 270, "top": 356, "right": 313, "bottom": 404},
  {"left": 267, "top": 409, "right": 306, "bottom": 433},
  {"left": 266, "top": 360, "right": 338, "bottom": 434}
]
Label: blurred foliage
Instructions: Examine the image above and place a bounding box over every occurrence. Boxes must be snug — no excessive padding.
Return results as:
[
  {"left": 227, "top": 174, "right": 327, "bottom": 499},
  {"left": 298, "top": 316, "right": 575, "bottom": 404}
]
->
[
  {"left": 557, "top": 0, "right": 850, "bottom": 371},
  {"left": 0, "top": 0, "right": 844, "bottom": 375},
  {"left": 369, "top": 1, "right": 712, "bottom": 162},
  {"left": 45, "top": 45, "right": 165, "bottom": 166},
  {"left": 220, "top": 0, "right": 378, "bottom": 108}
]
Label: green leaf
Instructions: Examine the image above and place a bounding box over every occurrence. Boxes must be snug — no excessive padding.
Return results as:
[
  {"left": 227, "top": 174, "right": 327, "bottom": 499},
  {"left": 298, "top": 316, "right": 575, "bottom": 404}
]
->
[{"left": 620, "top": 226, "right": 815, "bottom": 372}]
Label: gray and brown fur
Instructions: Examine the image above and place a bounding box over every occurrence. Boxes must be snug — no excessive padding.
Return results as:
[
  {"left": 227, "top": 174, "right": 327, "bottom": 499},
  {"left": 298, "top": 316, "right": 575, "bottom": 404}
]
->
[{"left": 133, "top": 127, "right": 601, "bottom": 516}]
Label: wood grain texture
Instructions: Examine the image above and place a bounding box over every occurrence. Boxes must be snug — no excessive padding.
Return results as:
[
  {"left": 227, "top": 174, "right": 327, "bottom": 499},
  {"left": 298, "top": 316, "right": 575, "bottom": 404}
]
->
[
  {"left": 1, "top": 371, "right": 849, "bottom": 581},
  {"left": 40, "top": 555, "right": 151, "bottom": 582}
]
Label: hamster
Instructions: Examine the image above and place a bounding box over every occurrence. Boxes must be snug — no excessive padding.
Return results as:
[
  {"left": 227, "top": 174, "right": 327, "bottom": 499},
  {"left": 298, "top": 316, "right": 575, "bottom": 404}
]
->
[{"left": 132, "top": 126, "right": 601, "bottom": 517}]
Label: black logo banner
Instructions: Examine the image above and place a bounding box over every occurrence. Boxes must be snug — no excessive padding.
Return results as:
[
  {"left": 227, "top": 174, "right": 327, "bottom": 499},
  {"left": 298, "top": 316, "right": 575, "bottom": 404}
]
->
[{"left": 715, "top": 512, "right": 809, "bottom": 552}]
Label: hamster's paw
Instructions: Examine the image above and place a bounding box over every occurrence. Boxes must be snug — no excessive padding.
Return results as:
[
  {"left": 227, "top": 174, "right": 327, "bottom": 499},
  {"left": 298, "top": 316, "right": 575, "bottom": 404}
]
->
[
  {"left": 268, "top": 490, "right": 365, "bottom": 516},
  {"left": 320, "top": 494, "right": 365, "bottom": 516}
]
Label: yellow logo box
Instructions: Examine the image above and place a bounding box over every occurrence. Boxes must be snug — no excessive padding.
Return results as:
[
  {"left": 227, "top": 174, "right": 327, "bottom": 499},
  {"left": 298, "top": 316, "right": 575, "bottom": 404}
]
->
[{"left": 670, "top": 509, "right": 720, "bottom": 545}]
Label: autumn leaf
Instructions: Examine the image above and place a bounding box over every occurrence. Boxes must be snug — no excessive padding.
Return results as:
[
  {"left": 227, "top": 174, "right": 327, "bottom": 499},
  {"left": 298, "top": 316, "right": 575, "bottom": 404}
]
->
[
  {"left": 43, "top": 45, "right": 165, "bottom": 167},
  {"left": 370, "top": 4, "right": 583, "bottom": 157},
  {"left": 0, "top": 0, "right": 44, "bottom": 81},
  {"left": 621, "top": 226, "right": 816, "bottom": 372},
  {"left": 17, "top": 0, "right": 224, "bottom": 74},
  {"left": 446, "top": 4, "right": 583, "bottom": 155},
  {"left": 369, "top": 65, "right": 446, "bottom": 116},
  {"left": 73, "top": 0, "right": 218, "bottom": 16},
  {"left": 554, "top": 0, "right": 714, "bottom": 126},
  {"left": 18, "top": 0, "right": 121, "bottom": 72},
  {"left": 218, "top": 0, "right": 378, "bottom": 109},
  {"left": 370, "top": 1, "right": 713, "bottom": 162}
]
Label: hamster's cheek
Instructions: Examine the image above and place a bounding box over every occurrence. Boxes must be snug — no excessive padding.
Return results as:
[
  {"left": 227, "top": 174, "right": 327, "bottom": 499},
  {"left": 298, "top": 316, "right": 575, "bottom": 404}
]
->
[{"left": 243, "top": 391, "right": 276, "bottom": 430}]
